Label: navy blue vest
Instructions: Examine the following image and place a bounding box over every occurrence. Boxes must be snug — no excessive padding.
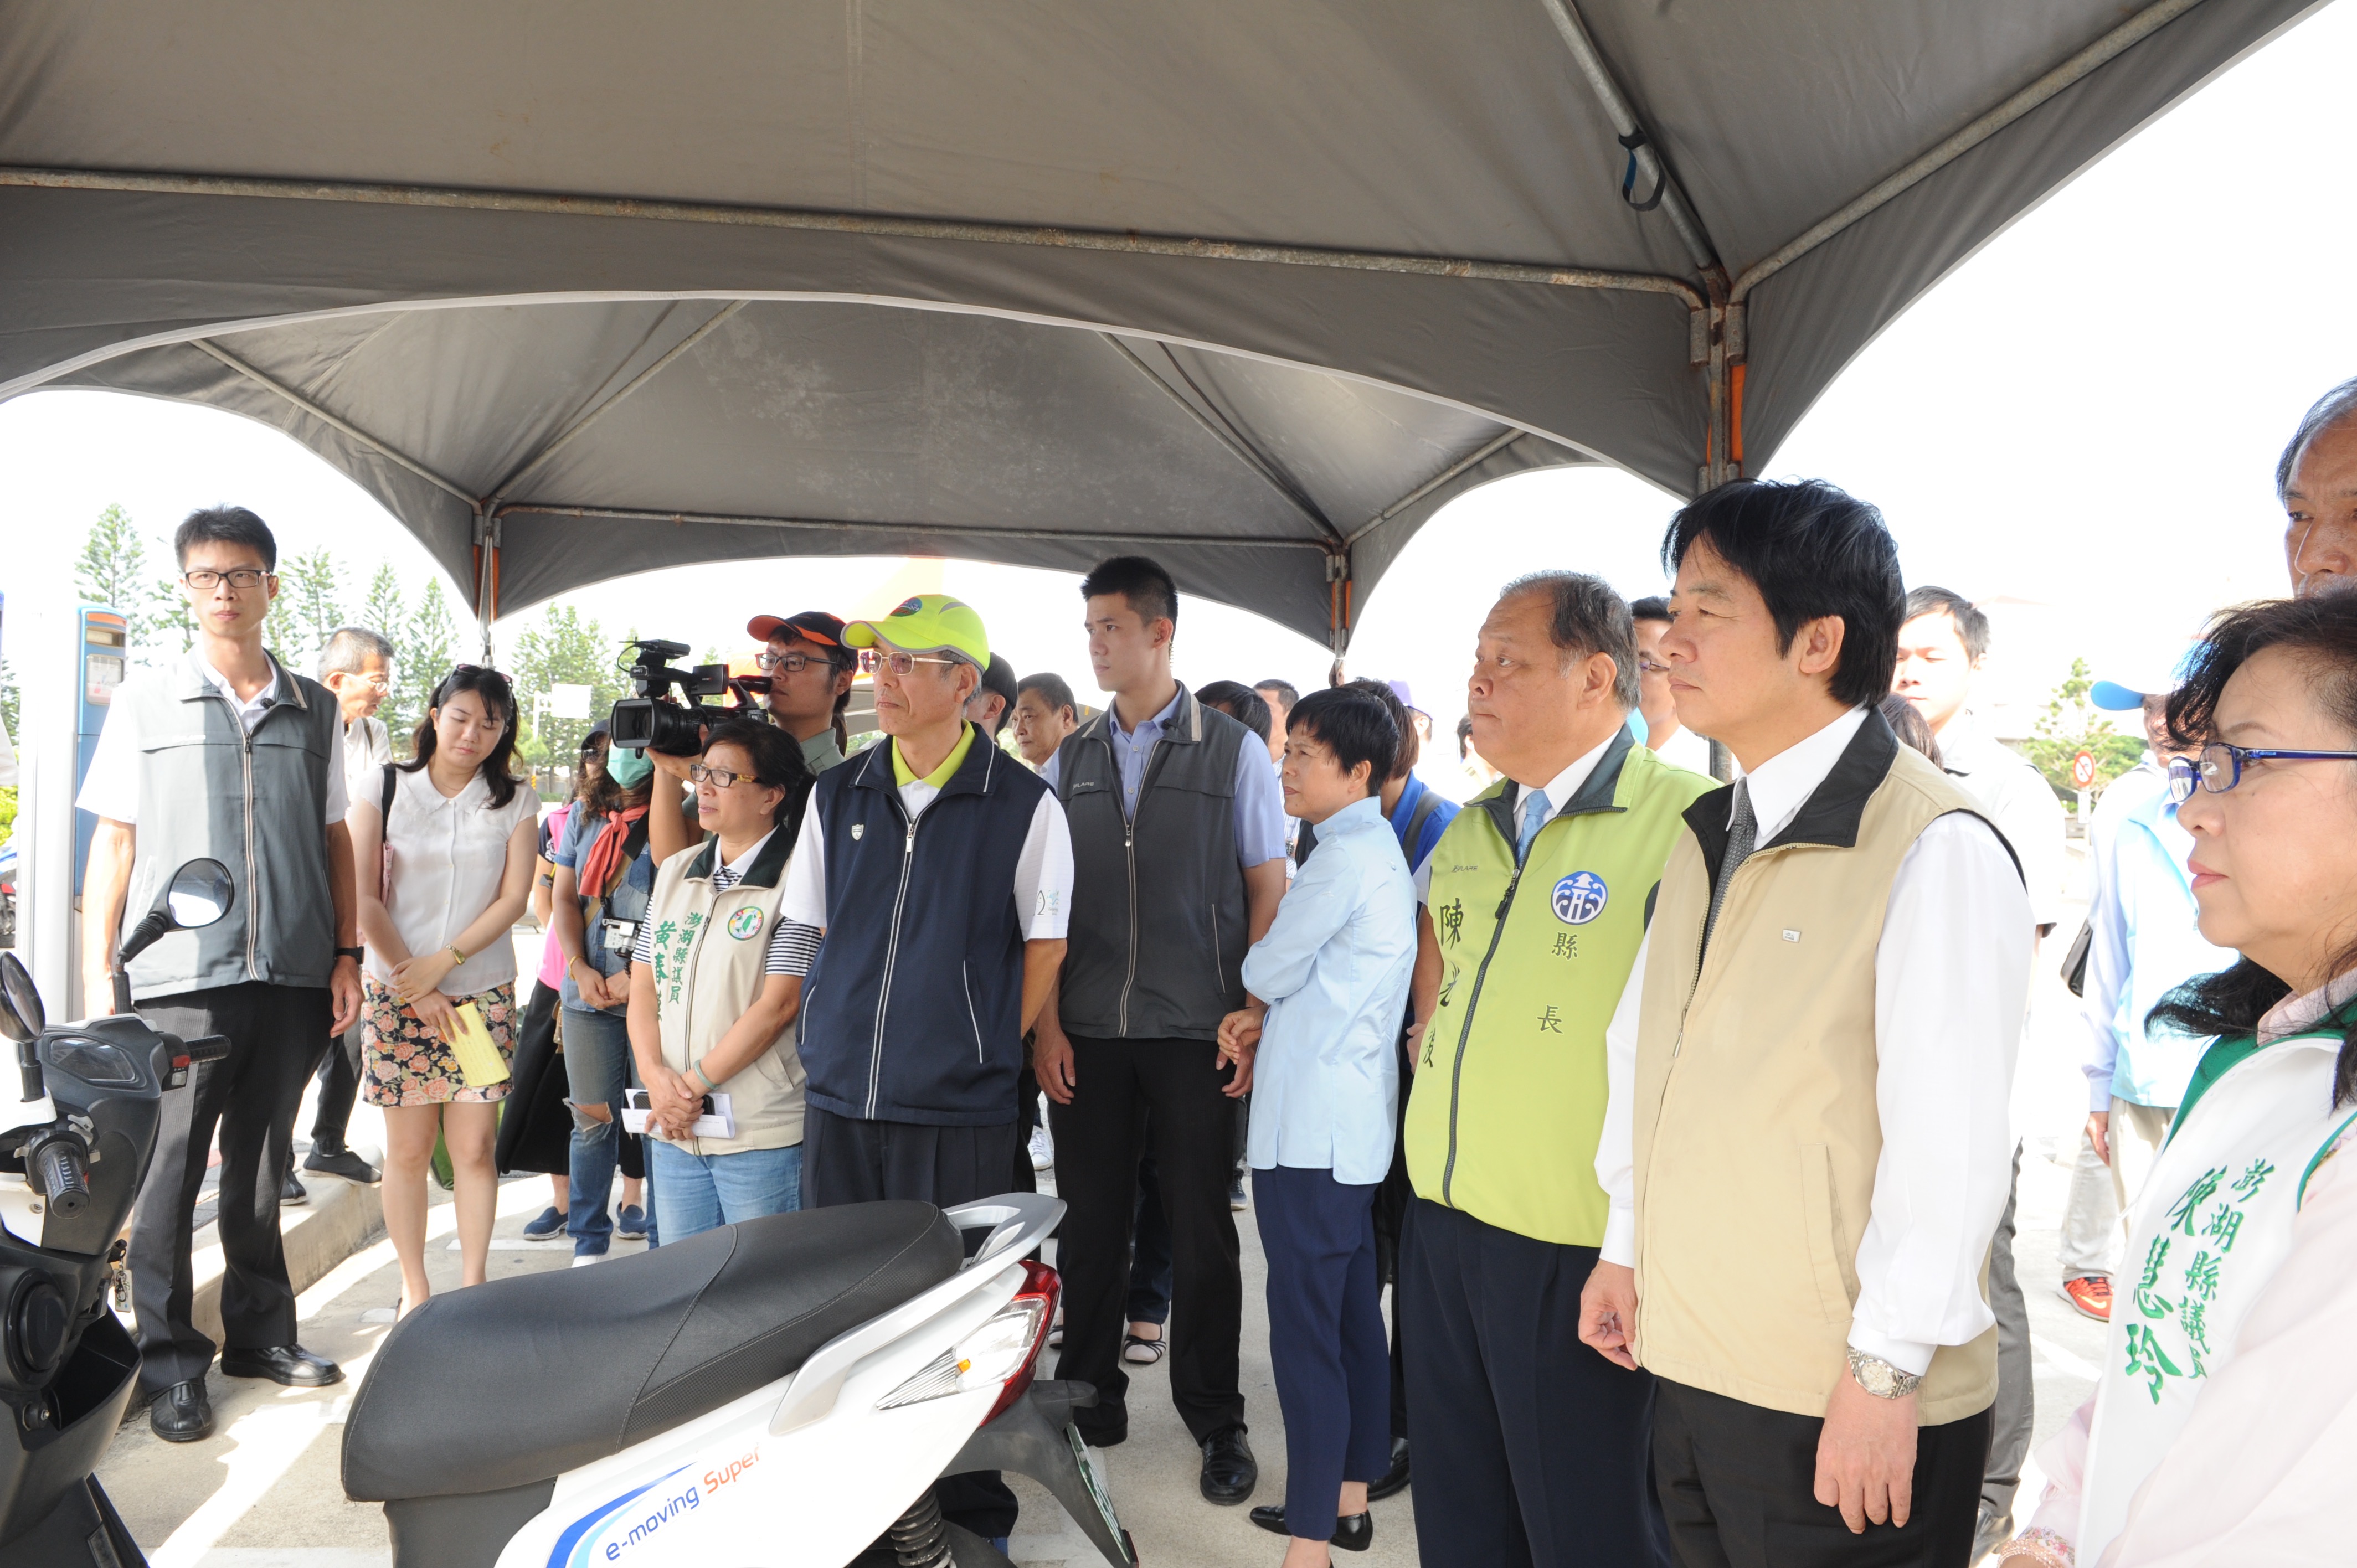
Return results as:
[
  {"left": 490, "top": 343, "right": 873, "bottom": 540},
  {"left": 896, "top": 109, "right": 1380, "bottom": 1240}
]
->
[{"left": 800, "top": 730, "right": 1048, "bottom": 1127}]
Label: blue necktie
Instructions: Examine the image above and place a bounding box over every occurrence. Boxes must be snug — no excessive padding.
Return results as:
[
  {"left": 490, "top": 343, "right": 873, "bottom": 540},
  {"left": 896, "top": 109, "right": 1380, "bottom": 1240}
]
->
[{"left": 1516, "top": 788, "right": 1552, "bottom": 865}]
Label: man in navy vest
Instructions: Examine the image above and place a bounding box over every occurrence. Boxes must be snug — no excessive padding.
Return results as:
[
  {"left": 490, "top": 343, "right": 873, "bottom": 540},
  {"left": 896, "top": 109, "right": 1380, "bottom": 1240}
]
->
[
  {"left": 1032, "top": 556, "right": 1290, "bottom": 1506},
  {"left": 778, "top": 592, "right": 1072, "bottom": 1546}
]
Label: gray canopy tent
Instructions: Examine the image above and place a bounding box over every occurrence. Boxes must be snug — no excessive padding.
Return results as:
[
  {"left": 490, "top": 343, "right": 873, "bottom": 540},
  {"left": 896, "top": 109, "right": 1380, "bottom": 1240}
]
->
[{"left": 0, "top": 0, "right": 2327, "bottom": 652}]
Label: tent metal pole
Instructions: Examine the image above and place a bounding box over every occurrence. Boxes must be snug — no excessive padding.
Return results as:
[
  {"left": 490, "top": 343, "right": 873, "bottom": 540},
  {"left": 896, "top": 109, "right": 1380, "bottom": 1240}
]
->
[
  {"left": 1730, "top": 0, "right": 2205, "bottom": 305},
  {"left": 1535, "top": 0, "right": 1726, "bottom": 291},
  {"left": 485, "top": 300, "right": 748, "bottom": 504},
  {"left": 1100, "top": 334, "right": 1340, "bottom": 541},
  {"left": 472, "top": 508, "right": 498, "bottom": 658},
  {"left": 498, "top": 502, "right": 1333, "bottom": 551},
  {"left": 187, "top": 338, "right": 476, "bottom": 506},
  {"left": 1341, "top": 428, "right": 1530, "bottom": 547},
  {"left": 0, "top": 165, "right": 1706, "bottom": 311}
]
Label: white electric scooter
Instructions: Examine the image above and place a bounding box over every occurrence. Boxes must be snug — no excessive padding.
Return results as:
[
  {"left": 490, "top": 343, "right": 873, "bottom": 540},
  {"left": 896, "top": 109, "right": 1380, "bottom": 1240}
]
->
[{"left": 341, "top": 1190, "right": 1136, "bottom": 1568}]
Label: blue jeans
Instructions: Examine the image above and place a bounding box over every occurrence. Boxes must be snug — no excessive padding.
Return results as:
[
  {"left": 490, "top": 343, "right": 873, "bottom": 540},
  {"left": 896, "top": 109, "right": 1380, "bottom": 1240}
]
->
[
  {"left": 648, "top": 1139, "right": 802, "bottom": 1243},
  {"left": 562, "top": 1005, "right": 657, "bottom": 1255}
]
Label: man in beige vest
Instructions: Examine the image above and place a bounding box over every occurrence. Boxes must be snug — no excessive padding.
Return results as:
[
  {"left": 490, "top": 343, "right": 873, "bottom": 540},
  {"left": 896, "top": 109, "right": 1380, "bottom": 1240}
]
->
[{"left": 1578, "top": 479, "right": 2030, "bottom": 1566}]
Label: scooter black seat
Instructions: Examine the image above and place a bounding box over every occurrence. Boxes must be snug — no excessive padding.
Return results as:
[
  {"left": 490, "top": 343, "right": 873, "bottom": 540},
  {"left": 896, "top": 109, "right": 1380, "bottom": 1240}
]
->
[{"left": 343, "top": 1201, "right": 964, "bottom": 1501}]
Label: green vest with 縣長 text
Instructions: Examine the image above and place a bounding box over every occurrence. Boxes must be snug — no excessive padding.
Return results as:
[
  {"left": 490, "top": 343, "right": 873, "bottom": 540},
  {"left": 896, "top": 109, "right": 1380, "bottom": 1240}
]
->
[{"left": 1403, "top": 729, "right": 1712, "bottom": 1246}]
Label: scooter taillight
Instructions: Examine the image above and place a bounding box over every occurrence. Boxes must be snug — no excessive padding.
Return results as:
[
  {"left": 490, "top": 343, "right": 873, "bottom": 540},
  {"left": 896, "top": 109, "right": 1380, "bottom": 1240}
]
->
[
  {"left": 980, "top": 1258, "right": 1059, "bottom": 1427},
  {"left": 875, "top": 1257, "right": 1062, "bottom": 1420}
]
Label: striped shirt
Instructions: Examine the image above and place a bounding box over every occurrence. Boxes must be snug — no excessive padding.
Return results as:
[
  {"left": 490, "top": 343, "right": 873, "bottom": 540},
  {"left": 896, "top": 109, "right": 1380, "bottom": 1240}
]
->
[{"left": 629, "top": 834, "right": 820, "bottom": 977}]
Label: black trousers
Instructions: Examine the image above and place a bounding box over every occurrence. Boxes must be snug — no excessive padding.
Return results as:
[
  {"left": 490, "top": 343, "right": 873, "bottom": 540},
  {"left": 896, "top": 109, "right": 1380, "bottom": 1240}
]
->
[
  {"left": 802, "top": 1106, "right": 1021, "bottom": 1540},
  {"left": 130, "top": 982, "right": 332, "bottom": 1395},
  {"left": 1652, "top": 1380, "right": 1990, "bottom": 1568},
  {"left": 1047, "top": 1034, "right": 1246, "bottom": 1446},
  {"left": 1399, "top": 1199, "right": 1670, "bottom": 1568},
  {"left": 306, "top": 1021, "right": 362, "bottom": 1149}
]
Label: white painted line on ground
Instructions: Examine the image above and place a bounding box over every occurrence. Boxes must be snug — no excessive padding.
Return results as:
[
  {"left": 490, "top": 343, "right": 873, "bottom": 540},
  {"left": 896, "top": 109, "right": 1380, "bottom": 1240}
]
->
[
  {"left": 194, "top": 1551, "right": 391, "bottom": 1567},
  {"left": 150, "top": 1350, "right": 378, "bottom": 1568}
]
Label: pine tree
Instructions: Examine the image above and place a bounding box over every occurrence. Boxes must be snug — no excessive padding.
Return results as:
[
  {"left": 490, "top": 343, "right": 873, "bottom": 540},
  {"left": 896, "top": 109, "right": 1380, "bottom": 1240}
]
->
[
  {"left": 400, "top": 577, "right": 460, "bottom": 750},
  {"left": 74, "top": 504, "right": 150, "bottom": 611},
  {"left": 143, "top": 576, "right": 197, "bottom": 661},
  {"left": 283, "top": 549, "right": 346, "bottom": 666},
  {"left": 359, "top": 563, "right": 410, "bottom": 739}
]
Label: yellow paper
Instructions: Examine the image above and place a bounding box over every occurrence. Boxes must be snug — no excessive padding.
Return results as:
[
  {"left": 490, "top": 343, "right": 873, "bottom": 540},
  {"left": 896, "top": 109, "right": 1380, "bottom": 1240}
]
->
[{"left": 448, "top": 1002, "right": 511, "bottom": 1089}]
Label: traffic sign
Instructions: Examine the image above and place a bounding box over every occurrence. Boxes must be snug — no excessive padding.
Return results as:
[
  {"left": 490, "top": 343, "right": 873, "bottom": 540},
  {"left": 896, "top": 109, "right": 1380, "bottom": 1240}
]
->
[{"left": 2070, "top": 750, "right": 2097, "bottom": 789}]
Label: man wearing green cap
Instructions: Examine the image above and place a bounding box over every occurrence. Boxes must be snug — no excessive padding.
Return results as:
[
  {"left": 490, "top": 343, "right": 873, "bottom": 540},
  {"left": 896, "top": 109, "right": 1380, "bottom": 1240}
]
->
[{"left": 775, "top": 593, "right": 1072, "bottom": 1542}]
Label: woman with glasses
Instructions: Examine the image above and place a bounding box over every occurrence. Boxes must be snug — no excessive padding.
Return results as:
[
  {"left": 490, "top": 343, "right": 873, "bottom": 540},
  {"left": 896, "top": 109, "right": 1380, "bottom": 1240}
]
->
[
  {"left": 347, "top": 666, "right": 539, "bottom": 1316},
  {"left": 626, "top": 719, "right": 816, "bottom": 1240},
  {"left": 2000, "top": 594, "right": 2357, "bottom": 1568}
]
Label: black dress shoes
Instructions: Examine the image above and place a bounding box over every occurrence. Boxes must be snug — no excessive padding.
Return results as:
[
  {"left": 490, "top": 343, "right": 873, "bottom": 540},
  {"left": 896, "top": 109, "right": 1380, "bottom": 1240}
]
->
[
  {"left": 1199, "top": 1426, "right": 1258, "bottom": 1504},
  {"left": 1249, "top": 1505, "right": 1373, "bottom": 1552},
  {"left": 220, "top": 1344, "right": 343, "bottom": 1387},
  {"left": 1367, "top": 1436, "right": 1411, "bottom": 1500},
  {"left": 149, "top": 1379, "right": 214, "bottom": 1442}
]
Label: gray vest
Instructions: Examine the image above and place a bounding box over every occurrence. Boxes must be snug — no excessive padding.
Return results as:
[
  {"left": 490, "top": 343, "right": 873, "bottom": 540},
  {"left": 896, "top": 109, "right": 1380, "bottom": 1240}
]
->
[
  {"left": 116, "top": 652, "right": 342, "bottom": 1001},
  {"left": 1052, "top": 688, "right": 1251, "bottom": 1041}
]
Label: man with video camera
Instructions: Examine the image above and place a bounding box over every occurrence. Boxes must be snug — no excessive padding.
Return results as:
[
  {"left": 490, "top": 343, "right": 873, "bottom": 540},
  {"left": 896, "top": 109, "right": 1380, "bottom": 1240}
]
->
[{"left": 748, "top": 608, "right": 858, "bottom": 776}]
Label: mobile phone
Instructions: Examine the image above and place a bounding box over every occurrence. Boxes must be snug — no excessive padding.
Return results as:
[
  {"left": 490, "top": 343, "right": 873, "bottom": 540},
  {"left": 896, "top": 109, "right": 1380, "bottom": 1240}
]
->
[{"left": 624, "top": 1087, "right": 716, "bottom": 1116}]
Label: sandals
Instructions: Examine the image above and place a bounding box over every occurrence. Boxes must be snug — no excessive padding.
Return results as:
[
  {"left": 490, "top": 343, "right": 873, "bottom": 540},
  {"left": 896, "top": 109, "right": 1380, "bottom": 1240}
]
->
[{"left": 1121, "top": 1331, "right": 1167, "bottom": 1366}]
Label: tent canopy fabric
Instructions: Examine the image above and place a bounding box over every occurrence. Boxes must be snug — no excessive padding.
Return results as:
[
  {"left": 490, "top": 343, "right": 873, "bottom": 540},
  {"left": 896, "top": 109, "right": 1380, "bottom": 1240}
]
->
[{"left": 0, "top": 0, "right": 2323, "bottom": 647}]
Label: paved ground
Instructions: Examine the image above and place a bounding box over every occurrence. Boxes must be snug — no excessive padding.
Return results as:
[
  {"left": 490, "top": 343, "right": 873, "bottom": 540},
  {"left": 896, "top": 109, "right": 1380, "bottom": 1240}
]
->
[{"left": 95, "top": 881, "right": 2115, "bottom": 1567}]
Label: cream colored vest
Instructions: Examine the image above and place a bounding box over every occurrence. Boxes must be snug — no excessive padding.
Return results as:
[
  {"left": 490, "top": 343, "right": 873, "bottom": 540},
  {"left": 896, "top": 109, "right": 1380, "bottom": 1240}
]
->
[
  {"left": 1632, "top": 724, "right": 2004, "bottom": 1424},
  {"left": 642, "top": 834, "right": 806, "bottom": 1155}
]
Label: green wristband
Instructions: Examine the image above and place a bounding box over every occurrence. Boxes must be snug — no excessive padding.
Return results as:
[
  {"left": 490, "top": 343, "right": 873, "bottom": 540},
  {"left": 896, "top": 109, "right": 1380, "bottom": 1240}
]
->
[{"left": 690, "top": 1060, "right": 719, "bottom": 1093}]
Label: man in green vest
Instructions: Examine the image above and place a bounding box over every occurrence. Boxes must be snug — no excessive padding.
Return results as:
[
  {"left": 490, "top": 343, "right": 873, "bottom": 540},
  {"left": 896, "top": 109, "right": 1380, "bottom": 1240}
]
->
[{"left": 1399, "top": 571, "right": 1711, "bottom": 1568}]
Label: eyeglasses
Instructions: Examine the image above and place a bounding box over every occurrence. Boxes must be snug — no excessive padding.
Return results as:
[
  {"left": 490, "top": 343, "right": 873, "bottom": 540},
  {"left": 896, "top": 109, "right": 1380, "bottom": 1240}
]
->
[
  {"left": 183, "top": 568, "right": 271, "bottom": 591},
  {"left": 688, "top": 762, "right": 761, "bottom": 789},
  {"left": 1637, "top": 654, "right": 1671, "bottom": 676},
  {"left": 858, "top": 649, "right": 963, "bottom": 677},
  {"left": 2168, "top": 741, "right": 2357, "bottom": 802},
  {"left": 755, "top": 649, "right": 833, "bottom": 674}
]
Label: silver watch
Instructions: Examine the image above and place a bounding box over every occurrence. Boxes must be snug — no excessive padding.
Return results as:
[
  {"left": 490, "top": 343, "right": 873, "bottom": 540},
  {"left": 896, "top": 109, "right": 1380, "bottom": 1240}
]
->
[{"left": 1845, "top": 1348, "right": 1921, "bottom": 1400}]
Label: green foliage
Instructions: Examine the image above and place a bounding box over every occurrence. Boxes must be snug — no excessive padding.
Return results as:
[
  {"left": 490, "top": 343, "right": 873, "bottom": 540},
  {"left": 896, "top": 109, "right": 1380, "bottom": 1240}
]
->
[
  {"left": 396, "top": 577, "right": 461, "bottom": 757},
  {"left": 2020, "top": 658, "right": 2146, "bottom": 800},
  {"left": 74, "top": 504, "right": 150, "bottom": 611},
  {"left": 0, "top": 658, "right": 17, "bottom": 742},
  {"left": 0, "top": 787, "right": 15, "bottom": 849},
  {"left": 359, "top": 562, "right": 410, "bottom": 738},
  {"left": 510, "top": 602, "right": 629, "bottom": 770},
  {"left": 280, "top": 549, "right": 346, "bottom": 672}
]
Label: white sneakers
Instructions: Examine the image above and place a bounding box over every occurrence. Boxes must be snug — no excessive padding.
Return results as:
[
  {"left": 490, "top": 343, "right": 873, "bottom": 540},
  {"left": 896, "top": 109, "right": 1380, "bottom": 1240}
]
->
[{"left": 1028, "top": 1118, "right": 1055, "bottom": 1172}]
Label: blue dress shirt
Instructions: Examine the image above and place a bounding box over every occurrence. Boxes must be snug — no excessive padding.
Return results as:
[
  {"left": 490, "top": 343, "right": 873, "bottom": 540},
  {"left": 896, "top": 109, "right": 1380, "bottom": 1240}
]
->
[{"left": 1240, "top": 795, "right": 1417, "bottom": 1185}]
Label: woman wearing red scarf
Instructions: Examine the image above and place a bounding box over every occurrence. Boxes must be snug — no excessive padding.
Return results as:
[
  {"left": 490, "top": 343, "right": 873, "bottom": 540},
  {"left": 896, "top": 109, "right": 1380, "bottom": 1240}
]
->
[{"left": 550, "top": 728, "right": 692, "bottom": 1262}]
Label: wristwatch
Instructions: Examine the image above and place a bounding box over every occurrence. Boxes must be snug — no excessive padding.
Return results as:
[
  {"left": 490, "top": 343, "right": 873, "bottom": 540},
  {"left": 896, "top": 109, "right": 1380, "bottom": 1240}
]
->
[
  {"left": 334, "top": 946, "right": 364, "bottom": 963},
  {"left": 1845, "top": 1347, "right": 1922, "bottom": 1400}
]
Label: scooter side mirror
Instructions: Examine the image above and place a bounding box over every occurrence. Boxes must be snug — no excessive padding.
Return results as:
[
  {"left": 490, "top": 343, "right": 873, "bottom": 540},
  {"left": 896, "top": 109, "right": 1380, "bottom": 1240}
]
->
[
  {"left": 0, "top": 952, "right": 40, "bottom": 1043},
  {"left": 163, "top": 859, "right": 234, "bottom": 931}
]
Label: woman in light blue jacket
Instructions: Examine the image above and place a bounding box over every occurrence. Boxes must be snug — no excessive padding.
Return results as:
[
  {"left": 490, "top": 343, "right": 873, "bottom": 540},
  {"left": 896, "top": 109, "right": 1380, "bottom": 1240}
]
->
[{"left": 1217, "top": 687, "right": 1417, "bottom": 1564}]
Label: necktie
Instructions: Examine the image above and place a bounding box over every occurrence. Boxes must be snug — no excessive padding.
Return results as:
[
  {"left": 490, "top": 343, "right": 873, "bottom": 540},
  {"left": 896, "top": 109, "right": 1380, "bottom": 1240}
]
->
[
  {"left": 1516, "top": 788, "right": 1552, "bottom": 866},
  {"left": 1700, "top": 778, "right": 1757, "bottom": 957}
]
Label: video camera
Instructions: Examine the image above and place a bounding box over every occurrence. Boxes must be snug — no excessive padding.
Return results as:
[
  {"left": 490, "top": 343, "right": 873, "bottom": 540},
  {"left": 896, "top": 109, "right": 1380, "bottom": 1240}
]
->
[{"left": 606, "top": 639, "right": 766, "bottom": 756}]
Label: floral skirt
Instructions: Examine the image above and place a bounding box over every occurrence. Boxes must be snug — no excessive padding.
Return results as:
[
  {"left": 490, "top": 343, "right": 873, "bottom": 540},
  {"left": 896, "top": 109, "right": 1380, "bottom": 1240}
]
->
[{"left": 361, "top": 978, "right": 517, "bottom": 1106}]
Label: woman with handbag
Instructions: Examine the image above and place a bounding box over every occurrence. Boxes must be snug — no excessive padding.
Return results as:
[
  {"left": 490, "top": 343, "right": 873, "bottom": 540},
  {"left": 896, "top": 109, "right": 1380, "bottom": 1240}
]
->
[
  {"left": 628, "top": 719, "right": 814, "bottom": 1240},
  {"left": 348, "top": 665, "right": 539, "bottom": 1317}
]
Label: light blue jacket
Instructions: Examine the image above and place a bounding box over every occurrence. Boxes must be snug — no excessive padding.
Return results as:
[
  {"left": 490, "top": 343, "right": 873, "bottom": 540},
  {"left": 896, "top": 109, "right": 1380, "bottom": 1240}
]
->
[
  {"left": 2081, "top": 760, "right": 2231, "bottom": 1109},
  {"left": 1241, "top": 796, "right": 1417, "bottom": 1185}
]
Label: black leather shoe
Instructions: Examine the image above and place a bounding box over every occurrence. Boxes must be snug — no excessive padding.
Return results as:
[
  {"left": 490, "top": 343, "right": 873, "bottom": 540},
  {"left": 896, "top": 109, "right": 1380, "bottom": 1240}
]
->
[
  {"left": 1367, "top": 1436, "right": 1411, "bottom": 1500},
  {"left": 1249, "top": 1505, "right": 1373, "bottom": 1551},
  {"left": 148, "top": 1379, "right": 214, "bottom": 1442},
  {"left": 1199, "top": 1426, "right": 1257, "bottom": 1505},
  {"left": 280, "top": 1173, "right": 308, "bottom": 1205},
  {"left": 220, "top": 1345, "right": 343, "bottom": 1387},
  {"left": 303, "top": 1144, "right": 379, "bottom": 1184}
]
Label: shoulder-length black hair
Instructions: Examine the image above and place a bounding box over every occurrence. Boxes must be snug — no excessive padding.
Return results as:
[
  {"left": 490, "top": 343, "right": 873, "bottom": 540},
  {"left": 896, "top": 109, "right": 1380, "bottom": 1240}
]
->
[
  {"left": 403, "top": 664, "right": 523, "bottom": 809},
  {"left": 2147, "top": 595, "right": 2357, "bottom": 1105}
]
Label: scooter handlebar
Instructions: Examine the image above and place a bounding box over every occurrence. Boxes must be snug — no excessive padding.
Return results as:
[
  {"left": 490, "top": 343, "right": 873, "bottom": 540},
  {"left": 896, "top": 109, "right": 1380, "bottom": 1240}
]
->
[
  {"left": 29, "top": 1136, "right": 89, "bottom": 1218},
  {"left": 181, "top": 1035, "right": 232, "bottom": 1065}
]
